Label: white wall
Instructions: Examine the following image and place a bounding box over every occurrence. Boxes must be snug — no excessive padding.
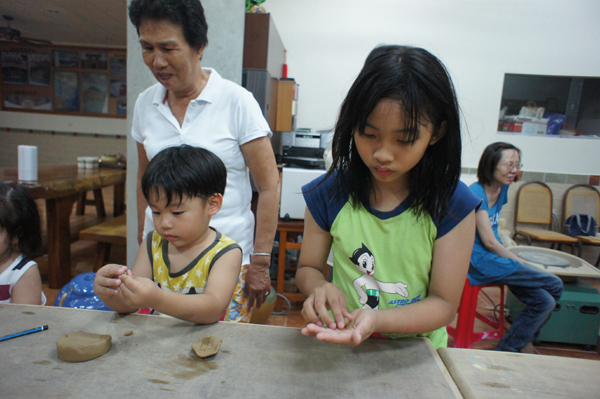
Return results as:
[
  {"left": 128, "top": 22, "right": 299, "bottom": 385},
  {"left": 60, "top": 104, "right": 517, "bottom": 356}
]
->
[
  {"left": 264, "top": 0, "right": 600, "bottom": 175},
  {"left": 0, "top": 111, "right": 127, "bottom": 136}
]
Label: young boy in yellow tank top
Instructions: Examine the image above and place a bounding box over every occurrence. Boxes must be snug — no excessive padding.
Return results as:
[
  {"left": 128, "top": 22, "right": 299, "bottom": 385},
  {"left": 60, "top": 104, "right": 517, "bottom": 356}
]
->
[{"left": 94, "top": 145, "right": 245, "bottom": 324}]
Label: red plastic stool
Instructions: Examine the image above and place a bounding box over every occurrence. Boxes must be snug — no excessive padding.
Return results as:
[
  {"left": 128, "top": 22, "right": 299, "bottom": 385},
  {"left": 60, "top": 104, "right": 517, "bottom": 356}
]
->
[{"left": 447, "top": 279, "right": 505, "bottom": 348}]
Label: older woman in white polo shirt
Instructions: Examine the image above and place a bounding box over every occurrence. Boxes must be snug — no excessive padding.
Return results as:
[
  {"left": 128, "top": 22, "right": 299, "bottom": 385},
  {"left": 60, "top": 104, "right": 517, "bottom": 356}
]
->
[{"left": 128, "top": 0, "right": 280, "bottom": 321}]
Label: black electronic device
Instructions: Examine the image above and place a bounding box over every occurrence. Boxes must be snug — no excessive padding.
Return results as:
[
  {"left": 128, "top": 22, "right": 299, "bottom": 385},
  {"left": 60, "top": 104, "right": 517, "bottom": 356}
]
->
[{"left": 282, "top": 146, "right": 325, "bottom": 169}]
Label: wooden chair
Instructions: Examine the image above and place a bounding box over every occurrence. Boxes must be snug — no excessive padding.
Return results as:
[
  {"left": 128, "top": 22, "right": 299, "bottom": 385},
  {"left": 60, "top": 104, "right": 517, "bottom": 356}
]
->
[
  {"left": 561, "top": 184, "right": 600, "bottom": 267},
  {"left": 79, "top": 214, "right": 127, "bottom": 271},
  {"left": 512, "top": 181, "right": 578, "bottom": 252}
]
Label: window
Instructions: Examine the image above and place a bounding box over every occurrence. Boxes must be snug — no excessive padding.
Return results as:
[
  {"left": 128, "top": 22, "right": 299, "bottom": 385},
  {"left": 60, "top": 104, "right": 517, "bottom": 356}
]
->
[{"left": 498, "top": 73, "right": 600, "bottom": 139}]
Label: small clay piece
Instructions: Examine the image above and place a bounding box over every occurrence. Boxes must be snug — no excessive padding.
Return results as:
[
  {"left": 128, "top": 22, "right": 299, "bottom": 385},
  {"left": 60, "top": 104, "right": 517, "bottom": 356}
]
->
[
  {"left": 124, "top": 330, "right": 134, "bottom": 336},
  {"left": 192, "top": 335, "right": 223, "bottom": 358},
  {"left": 57, "top": 332, "right": 112, "bottom": 362}
]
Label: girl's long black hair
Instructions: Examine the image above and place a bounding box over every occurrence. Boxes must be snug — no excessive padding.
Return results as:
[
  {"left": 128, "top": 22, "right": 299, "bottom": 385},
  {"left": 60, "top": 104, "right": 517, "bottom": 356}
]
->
[
  {"left": 0, "top": 182, "right": 42, "bottom": 257},
  {"left": 326, "top": 45, "right": 462, "bottom": 220}
]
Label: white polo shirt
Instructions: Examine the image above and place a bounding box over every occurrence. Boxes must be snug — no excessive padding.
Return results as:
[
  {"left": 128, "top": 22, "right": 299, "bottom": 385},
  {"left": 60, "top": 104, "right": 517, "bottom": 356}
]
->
[{"left": 132, "top": 68, "right": 272, "bottom": 264}]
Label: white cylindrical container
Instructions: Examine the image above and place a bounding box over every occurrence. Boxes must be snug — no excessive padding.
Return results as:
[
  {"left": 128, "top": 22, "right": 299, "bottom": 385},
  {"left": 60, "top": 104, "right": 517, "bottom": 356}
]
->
[
  {"left": 18, "top": 145, "right": 38, "bottom": 182},
  {"left": 77, "top": 156, "right": 86, "bottom": 169},
  {"left": 85, "top": 157, "right": 98, "bottom": 169}
]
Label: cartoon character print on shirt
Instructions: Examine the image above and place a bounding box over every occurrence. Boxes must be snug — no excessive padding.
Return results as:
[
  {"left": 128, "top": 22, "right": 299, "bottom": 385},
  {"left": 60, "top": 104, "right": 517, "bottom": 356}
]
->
[{"left": 349, "top": 243, "right": 409, "bottom": 309}]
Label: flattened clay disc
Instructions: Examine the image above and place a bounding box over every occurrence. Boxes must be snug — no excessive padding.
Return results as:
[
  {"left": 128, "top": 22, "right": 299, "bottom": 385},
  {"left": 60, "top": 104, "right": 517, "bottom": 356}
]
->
[
  {"left": 57, "top": 332, "right": 112, "bottom": 362},
  {"left": 192, "top": 335, "right": 223, "bottom": 358}
]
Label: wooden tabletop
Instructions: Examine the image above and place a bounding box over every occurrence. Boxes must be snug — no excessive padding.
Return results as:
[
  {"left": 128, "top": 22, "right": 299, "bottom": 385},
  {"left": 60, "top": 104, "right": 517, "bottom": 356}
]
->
[
  {"left": 0, "top": 304, "right": 461, "bottom": 398},
  {"left": 438, "top": 347, "right": 600, "bottom": 399},
  {"left": 0, "top": 164, "right": 126, "bottom": 200}
]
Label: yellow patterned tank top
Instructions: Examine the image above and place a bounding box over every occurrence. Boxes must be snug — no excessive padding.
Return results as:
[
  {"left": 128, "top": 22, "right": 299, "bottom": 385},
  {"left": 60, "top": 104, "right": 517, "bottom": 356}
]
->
[{"left": 146, "top": 229, "right": 241, "bottom": 296}]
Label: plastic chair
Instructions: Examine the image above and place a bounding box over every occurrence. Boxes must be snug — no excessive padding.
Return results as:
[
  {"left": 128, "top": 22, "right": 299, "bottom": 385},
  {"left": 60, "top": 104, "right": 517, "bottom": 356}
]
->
[
  {"left": 513, "top": 181, "right": 578, "bottom": 253},
  {"left": 447, "top": 278, "right": 505, "bottom": 348},
  {"left": 561, "top": 184, "right": 600, "bottom": 267}
]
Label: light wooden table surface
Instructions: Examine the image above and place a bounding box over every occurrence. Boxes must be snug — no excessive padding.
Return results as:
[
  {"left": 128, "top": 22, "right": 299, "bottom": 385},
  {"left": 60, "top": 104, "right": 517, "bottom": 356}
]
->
[
  {"left": 438, "top": 347, "right": 600, "bottom": 399},
  {"left": 0, "top": 304, "right": 461, "bottom": 398}
]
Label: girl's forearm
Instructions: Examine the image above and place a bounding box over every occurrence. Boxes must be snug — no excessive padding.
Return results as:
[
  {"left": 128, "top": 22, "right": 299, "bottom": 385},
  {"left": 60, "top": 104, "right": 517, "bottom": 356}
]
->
[
  {"left": 296, "top": 266, "right": 329, "bottom": 296},
  {"left": 373, "top": 295, "right": 456, "bottom": 335}
]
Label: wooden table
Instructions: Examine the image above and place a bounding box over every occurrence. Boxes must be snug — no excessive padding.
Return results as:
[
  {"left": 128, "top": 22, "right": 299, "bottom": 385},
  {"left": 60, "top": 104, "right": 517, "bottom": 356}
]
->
[
  {"left": 0, "top": 164, "right": 126, "bottom": 288},
  {"left": 0, "top": 304, "right": 461, "bottom": 398},
  {"left": 438, "top": 347, "right": 600, "bottom": 399}
]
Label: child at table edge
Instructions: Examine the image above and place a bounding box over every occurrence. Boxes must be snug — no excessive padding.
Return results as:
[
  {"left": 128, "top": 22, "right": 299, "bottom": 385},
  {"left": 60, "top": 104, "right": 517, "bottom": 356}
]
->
[
  {"left": 94, "top": 145, "right": 243, "bottom": 324},
  {"left": 0, "top": 182, "right": 46, "bottom": 305},
  {"left": 295, "top": 45, "right": 481, "bottom": 348}
]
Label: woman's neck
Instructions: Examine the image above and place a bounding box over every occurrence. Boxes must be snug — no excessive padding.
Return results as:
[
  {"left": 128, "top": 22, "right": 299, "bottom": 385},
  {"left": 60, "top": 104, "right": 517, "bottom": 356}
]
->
[
  {"left": 486, "top": 179, "right": 504, "bottom": 193},
  {"left": 169, "top": 67, "right": 209, "bottom": 102},
  {"left": 484, "top": 181, "right": 503, "bottom": 206}
]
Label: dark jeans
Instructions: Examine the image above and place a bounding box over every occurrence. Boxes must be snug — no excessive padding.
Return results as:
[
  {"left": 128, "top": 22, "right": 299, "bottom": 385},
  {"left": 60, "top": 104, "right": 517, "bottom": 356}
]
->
[{"left": 493, "top": 262, "right": 563, "bottom": 352}]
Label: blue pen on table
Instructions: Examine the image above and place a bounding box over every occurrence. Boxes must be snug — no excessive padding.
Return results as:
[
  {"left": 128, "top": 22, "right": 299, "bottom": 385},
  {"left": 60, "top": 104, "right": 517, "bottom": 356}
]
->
[{"left": 0, "top": 325, "right": 49, "bottom": 342}]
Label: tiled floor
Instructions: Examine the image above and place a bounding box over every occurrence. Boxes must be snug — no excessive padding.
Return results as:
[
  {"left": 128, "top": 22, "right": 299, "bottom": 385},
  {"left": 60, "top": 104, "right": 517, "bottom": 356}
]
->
[{"left": 39, "top": 186, "right": 600, "bottom": 361}]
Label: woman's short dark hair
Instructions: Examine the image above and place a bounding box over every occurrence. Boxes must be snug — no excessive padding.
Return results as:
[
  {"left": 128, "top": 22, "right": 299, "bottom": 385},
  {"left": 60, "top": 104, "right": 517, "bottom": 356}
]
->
[
  {"left": 142, "top": 144, "right": 226, "bottom": 206},
  {"left": 328, "top": 45, "right": 462, "bottom": 220},
  {"left": 0, "top": 182, "right": 42, "bottom": 257},
  {"left": 129, "top": 0, "right": 208, "bottom": 51},
  {"left": 477, "top": 142, "right": 522, "bottom": 186}
]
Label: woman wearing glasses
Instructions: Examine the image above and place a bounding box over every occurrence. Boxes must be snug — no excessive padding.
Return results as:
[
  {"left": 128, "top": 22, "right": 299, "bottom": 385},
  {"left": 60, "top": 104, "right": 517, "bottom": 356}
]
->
[{"left": 468, "top": 142, "right": 563, "bottom": 353}]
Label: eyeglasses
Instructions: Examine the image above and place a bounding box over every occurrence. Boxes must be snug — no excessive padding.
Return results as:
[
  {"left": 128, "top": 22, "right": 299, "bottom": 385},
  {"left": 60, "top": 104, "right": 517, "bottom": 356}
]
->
[{"left": 500, "top": 162, "right": 523, "bottom": 171}]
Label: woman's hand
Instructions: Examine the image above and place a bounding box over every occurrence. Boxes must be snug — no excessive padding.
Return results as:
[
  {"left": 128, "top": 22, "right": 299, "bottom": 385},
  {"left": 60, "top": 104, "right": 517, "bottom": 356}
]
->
[
  {"left": 240, "top": 136, "right": 280, "bottom": 309},
  {"left": 301, "top": 308, "right": 378, "bottom": 347},
  {"left": 245, "top": 257, "right": 271, "bottom": 309},
  {"left": 118, "top": 271, "right": 160, "bottom": 309},
  {"left": 94, "top": 264, "right": 128, "bottom": 298},
  {"left": 301, "top": 282, "right": 353, "bottom": 330}
]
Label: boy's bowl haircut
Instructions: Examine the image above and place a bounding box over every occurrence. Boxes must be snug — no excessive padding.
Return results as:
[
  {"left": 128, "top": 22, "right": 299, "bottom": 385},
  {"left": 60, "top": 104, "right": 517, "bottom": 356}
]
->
[{"left": 141, "top": 144, "right": 227, "bottom": 205}]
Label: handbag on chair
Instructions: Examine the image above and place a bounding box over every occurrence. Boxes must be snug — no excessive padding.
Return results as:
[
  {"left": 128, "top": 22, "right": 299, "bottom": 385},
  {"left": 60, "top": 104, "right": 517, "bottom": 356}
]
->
[{"left": 563, "top": 214, "right": 598, "bottom": 236}]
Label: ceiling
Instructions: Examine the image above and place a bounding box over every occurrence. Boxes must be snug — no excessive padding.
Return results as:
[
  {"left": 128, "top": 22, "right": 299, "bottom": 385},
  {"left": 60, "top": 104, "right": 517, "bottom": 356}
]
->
[{"left": 1, "top": 0, "right": 127, "bottom": 48}]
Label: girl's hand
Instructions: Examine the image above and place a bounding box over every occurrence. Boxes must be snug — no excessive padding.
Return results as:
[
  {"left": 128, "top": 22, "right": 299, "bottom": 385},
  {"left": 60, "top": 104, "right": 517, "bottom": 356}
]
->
[
  {"left": 118, "top": 272, "right": 159, "bottom": 309},
  {"left": 301, "top": 308, "right": 378, "bottom": 347},
  {"left": 301, "top": 282, "right": 353, "bottom": 330},
  {"left": 94, "top": 264, "right": 128, "bottom": 297}
]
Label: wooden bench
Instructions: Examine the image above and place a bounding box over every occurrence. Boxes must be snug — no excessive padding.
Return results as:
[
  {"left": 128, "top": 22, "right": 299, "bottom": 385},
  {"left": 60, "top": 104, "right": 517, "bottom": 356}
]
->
[{"left": 79, "top": 214, "right": 127, "bottom": 271}]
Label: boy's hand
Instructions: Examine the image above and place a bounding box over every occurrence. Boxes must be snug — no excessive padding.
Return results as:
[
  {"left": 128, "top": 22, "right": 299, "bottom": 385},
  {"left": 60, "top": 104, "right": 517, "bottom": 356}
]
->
[
  {"left": 94, "top": 264, "right": 128, "bottom": 297},
  {"left": 301, "top": 308, "right": 377, "bottom": 347},
  {"left": 118, "top": 272, "right": 159, "bottom": 309},
  {"left": 301, "top": 282, "right": 352, "bottom": 330}
]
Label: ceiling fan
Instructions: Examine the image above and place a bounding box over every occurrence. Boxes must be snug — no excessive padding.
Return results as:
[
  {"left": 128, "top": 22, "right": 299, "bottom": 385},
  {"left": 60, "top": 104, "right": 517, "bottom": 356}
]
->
[{"left": 1, "top": 14, "right": 52, "bottom": 45}]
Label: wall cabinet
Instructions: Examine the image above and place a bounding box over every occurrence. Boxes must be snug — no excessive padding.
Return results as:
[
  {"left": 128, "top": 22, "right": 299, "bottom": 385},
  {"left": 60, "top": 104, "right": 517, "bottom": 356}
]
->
[{"left": 243, "top": 13, "right": 285, "bottom": 80}]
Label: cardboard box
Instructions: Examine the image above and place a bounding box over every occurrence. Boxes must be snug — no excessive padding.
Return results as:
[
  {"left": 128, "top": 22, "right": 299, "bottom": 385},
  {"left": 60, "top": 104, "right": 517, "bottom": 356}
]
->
[{"left": 502, "top": 115, "right": 548, "bottom": 135}]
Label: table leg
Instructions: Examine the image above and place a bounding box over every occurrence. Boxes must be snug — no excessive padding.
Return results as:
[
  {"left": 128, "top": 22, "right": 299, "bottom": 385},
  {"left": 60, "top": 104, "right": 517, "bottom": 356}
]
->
[
  {"left": 45, "top": 194, "right": 78, "bottom": 289},
  {"left": 113, "top": 182, "right": 125, "bottom": 217}
]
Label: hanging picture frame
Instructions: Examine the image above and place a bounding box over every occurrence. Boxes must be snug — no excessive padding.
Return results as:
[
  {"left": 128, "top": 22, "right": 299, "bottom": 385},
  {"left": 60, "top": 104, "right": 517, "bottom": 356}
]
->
[
  {"left": 54, "top": 71, "right": 79, "bottom": 112},
  {"left": 53, "top": 49, "right": 79, "bottom": 68},
  {"left": 1, "top": 51, "right": 28, "bottom": 85},
  {"left": 1, "top": 42, "right": 125, "bottom": 117},
  {"left": 82, "top": 72, "right": 108, "bottom": 114},
  {"left": 28, "top": 53, "right": 51, "bottom": 86},
  {"left": 80, "top": 51, "right": 107, "bottom": 70}
]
